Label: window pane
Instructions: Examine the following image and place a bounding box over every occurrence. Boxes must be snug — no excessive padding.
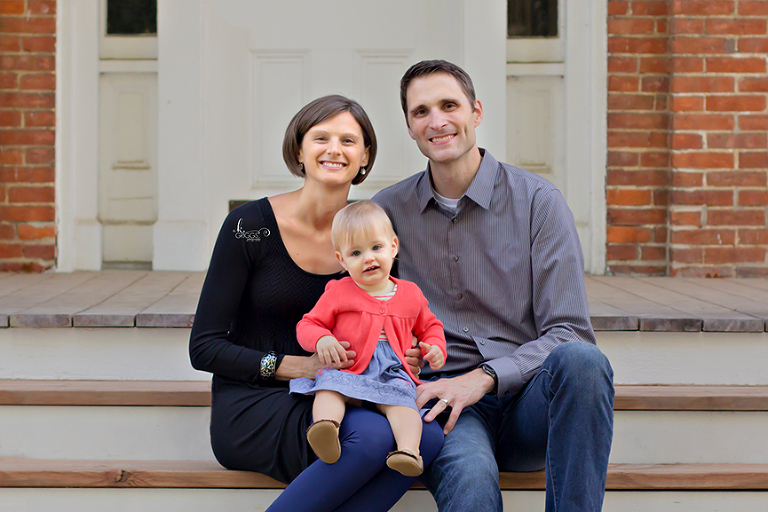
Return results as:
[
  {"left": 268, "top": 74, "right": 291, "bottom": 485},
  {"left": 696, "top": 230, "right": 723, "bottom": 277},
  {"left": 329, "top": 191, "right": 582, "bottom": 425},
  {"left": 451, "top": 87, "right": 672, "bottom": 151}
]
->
[
  {"left": 508, "top": 0, "right": 557, "bottom": 37},
  {"left": 107, "top": 0, "right": 157, "bottom": 35}
]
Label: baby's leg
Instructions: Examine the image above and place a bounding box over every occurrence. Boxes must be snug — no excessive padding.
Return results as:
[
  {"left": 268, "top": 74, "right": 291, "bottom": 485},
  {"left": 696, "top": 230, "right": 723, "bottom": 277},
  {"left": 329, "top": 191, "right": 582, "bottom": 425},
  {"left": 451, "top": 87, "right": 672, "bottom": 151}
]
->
[
  {"left": 308, "top": 390, "right": 347, "bottom": 464},
  {"left": 377, "top": 404, "right": 424, "bottom": 476}
]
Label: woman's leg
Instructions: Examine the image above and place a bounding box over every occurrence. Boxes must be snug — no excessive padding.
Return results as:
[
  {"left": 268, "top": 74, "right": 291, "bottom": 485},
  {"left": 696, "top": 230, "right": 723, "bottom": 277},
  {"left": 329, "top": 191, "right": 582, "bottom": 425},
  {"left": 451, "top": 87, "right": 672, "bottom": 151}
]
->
[{"left": 265, "top": 407, "right": 397, "bottom": 512}]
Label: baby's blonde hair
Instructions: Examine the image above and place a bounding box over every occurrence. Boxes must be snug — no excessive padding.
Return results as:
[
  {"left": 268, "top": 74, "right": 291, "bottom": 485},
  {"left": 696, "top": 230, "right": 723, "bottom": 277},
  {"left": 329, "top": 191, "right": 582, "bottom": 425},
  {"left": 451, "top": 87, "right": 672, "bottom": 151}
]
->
[{"left": 331, "top": 200, "right": 396, "bottom": 251}]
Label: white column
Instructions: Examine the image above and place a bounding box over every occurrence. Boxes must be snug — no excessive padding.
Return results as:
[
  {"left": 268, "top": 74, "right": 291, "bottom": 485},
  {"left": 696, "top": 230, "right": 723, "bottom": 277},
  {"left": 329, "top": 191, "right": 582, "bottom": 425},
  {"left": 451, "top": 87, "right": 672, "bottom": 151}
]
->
[
  {"left": 55, "top": 0, "right": 101, "bottom": 271},
  {"left": 153, "top": 0, "right": 209, "bottom": 271}
]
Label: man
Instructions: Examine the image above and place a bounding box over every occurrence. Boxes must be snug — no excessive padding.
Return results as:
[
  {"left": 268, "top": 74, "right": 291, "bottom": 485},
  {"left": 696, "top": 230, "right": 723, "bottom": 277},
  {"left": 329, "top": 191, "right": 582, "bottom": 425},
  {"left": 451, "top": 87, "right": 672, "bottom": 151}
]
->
[{"left": 373, "top": 60, "right": 614, "bottom": 512}]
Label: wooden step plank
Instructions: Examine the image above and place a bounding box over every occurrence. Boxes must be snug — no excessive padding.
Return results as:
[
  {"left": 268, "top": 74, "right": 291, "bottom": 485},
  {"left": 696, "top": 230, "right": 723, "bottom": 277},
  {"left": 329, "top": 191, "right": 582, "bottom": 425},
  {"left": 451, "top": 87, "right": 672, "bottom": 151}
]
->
[
  {"left": 74, "top": 272, "right": 192, "bottom": 327},
  {"left": 682, "top": 278, "right": 768, "bottom": 329},
  {"left": 1, "top": 458, "right": 767, "bottom": 490},
  {"left": 2, "top": 381, "right": 768, "bottom": 410},
  {"left": 586, "top": 297, "right": 639, "bottom": 331},
  {"left": 0, "top": 273, "right": 54, "bottom": 299},
  {"left": 136, "top": 274, "right": 203, "bottom": 327}
]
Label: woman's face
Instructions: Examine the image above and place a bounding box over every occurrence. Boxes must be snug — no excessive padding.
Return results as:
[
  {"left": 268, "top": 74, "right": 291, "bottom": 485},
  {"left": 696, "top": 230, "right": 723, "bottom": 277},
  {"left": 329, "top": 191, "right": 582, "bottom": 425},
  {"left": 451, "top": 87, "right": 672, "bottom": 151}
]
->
[{"left": 298, "top": 112, "right": 369, "bottom": 187}]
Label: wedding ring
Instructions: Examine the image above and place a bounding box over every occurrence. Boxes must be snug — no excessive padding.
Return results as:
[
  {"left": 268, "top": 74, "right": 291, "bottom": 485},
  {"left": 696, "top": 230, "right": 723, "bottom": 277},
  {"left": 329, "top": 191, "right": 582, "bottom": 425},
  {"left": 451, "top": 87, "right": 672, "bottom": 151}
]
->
[{"left": 439, "top": 398, "right": 449, "bottom": 405}]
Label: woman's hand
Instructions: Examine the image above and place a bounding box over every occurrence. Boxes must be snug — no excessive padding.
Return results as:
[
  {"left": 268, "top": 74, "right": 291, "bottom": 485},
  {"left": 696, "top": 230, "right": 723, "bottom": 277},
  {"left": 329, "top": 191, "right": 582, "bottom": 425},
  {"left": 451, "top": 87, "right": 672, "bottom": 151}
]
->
[
  {"left": 420, "top": 341, "right": 445, "bottom": 370},
  {"left": 275, "top": 341, "right": 355, "bottom": 381}
]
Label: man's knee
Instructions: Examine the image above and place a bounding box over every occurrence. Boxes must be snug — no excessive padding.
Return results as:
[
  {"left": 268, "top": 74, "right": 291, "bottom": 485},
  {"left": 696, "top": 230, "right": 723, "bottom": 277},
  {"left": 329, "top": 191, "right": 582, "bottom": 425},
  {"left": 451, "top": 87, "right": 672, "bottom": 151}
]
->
[{"left": 549, "top": 342, "right": 613, "bottom": 383}]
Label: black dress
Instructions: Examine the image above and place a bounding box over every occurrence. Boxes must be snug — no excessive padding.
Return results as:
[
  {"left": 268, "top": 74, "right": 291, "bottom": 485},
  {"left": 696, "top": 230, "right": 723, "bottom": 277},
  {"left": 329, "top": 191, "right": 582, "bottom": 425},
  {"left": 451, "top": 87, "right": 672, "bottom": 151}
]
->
[{"left": 189, "top": 198, "right": 343, "bottom": 483}]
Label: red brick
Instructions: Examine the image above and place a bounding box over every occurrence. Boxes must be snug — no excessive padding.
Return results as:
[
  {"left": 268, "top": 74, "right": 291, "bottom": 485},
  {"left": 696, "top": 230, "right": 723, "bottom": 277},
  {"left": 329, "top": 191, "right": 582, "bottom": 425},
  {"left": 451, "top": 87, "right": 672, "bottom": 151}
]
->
[
  {"left": 27, "top": 1, "right": 56, "bottom": 15},
  {"left": 738, "top": 78, "right": 768, "bottom": 93},
  {"left": 610, "top": 264, "right": 668, "bottom": 275},
  {"left": 607, "top": 245, "right": 639, "bottom": 261},
  {"left": 708, "top": 171, "right": 766, "bottom": 187},
  {"left": 671, "top": 57, "right": 704, "bottom": 73},
  {"left": 0, "top": 224, "right": 15, "bottom": 239},
  {"left": 608, "top": 151, "right": 639, "bottom": 167},
  {"left": 609, "top": 18, "right": 656, "bottom": 35},
  {"left": 707, "top": 95, "right": 766, "bottom": 112},
  {"left": 0, "top": 34, "right": 20, "bottom": 52},
  {"left": 607, "top": 208, "right": 668, "bottom": 225},
  {"left": 672, "top": 152, "right": 734, "bottom": 169},
  {"left": 673, "top": 113, "right": 735, "bottom": 130},
  {"left": 0, "top": 244, "right": 24, "bottom": 258},
  {"left": 672, "top": 37, "right": 730, "bottom": 54},
  {"left": 653, "top": 189, "right": 670, "bottom": 206},
  {"left": 642, "top": 76, "right": 669, "bottom": 93},
  {"left": 0, "top": 110, "right": 22, "bottom": 126},
  {"left": 0, "top": 1, "right": 25, "bottom": 14},
  {"left": 608, "top": 56, "right": 638, "bottom": 73},
  {"left": 0, "top": 167, "right": 54, "bottom": 183},
  {"left": 739, "top": 38, "right": 768, "bottom": 53},
  {"left": 740, "top": 152, "right": 768, "bottom": 168},
  {"left": 640, "top": 152, "right": 670, "bottom": 167},
  {"left": 705, "top": 247, "right": 766, "bottom": 264},
  {"left": 672, "top": 266, "right": 735, "bottom": 277},
  {"left": 739, "top": 191, "right": 768, "bottom": 207},
  {"left": 608, "top": 94, "right": 655, "bottom": 110},
  {"left": 670, "top": 210, "right": 703, "bottom": 226},
  {"left": 0, "top": 185, "right": 4, "bottom": 202},
  {"left": 607, "top": 226, "right": 652, "bottom": 243},
  {"left": 607, "top": 189, "right": 653, "bottom": 206},
  {"left": 655, "top": 94, "right": 668, "bottom": 110},
  {"left": 672, "top": 171, "right": 704, "bottom": 187},
  {"left": 671, "top": 229, "right": 736, "bottom": 245},
  {"left": 608, "top": 1, "right": 629, "bottom": 15},
  {"left": 0, "top": 71, "right": 18, "bottom": 88},
  {"left": 672, "top": 133, "right": 703, "bottom": 150},
  {"left": 21, "top": 36, "right": 56, "bottom": 53},
  {"left": 19, "top": 73, "right": 55, "bottom": 90},
  {"left": 608, "top": 113, "right": 668, "bottom": 129},
  {"left": 639, "top": 57, "right": 670, "bottom": 74},
  {"left": 0, "top": 129, "right": 55, "bottom": 145},
  {"left": 607, "top": 169, "right": 670, "bottom": 186},
  {"left": 0, "top": 17, "right": 56, "bottom": 34},
  {"left": 672, "top": 190, "right": 733, "bottom": 206},
  {"left": 671, "top": 76, "right": 734, "bottom": 93},
  {"left": 739, "top": 229, "right": 768, "bottom": 245},
  {"left": 0, "top": 92, "right": 54, "bottom": 108},
  {"left": 18, "top": 224, "right": 55, "bottom": 240},
  {"left": 23, "top": 243, "right": 55, "bottom": 260},
  {"left": 0, "top": 205, "right": 55, "bottom": 222},
  {"left": 25, "top": 147, "right": 54, "bottom": 164},
  {"left": 670, "top": 96, "right": 703, "bottom": 111},
  {"left": 736, "top": 267, "right": 768, "bottom": 278},
  {"left": 8, "top": 186, "right": 55, "bottom": 203},
  {"left": 706, "top": 19, "right": 767, "bottom": 35},
  {"left": 671, "top": 18, "right": 705, "bottom": 34},
  {"left": 708, "top": 209, "right": 765, "bottom": 226},
  {"left": 739, "top": 115, "right": 768, "bottom": 131},
  {"left": 670, "top": 247, "right": 703, "bottom": 263},
  {"left": 0, "top": 262, "right": 49, "bottom": 272},
  {"left": 657, "top": 19, "right": 668, "bottom": 34},
  {"left": 641, "top": 246, "right": 667, "bottom": 261},
  {"left": 608, "top": 76, "right": 639, "bottom": 92},
  {"left": 708, "top": 133, "right": 767, "bottom": 149},
  {"left": 608, "top": 37, "right": 668, "bottom": 54},
  {"left": 633, "top": 1, "right": 669, "bottom": 15},
  {"left": 0, "top": 55, "right": 54, "bottom": 72},
  {"left": 707, "top": 57, "right": 766, "bottom": 73},
  {"left": 24, "top": 111, "right": 55, "bottom": 127},
  {"left": 0, "top": 149, "right": 23, "bottom": 165},
  {"left": 672, "top": 1, "right": 735, "bottom": 15},
  {"left": 739, "top": 1, "right": 768, "bottom": 15},
  {"left": 608, "top": 131, "right": 663, "bottom": 148},
  {"left": 654, "top": 227, "right": 669, "bottom": 243}
]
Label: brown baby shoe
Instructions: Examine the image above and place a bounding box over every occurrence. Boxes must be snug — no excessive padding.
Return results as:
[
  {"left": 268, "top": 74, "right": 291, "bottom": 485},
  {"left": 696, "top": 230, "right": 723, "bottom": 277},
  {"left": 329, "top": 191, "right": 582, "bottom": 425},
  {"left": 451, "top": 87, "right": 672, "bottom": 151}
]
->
[
  {"left": 386, "top": 449, "right": 423, "bottom": 476},
  {"left": 306, "top": 419, "right": 341, "bottom": 464}
]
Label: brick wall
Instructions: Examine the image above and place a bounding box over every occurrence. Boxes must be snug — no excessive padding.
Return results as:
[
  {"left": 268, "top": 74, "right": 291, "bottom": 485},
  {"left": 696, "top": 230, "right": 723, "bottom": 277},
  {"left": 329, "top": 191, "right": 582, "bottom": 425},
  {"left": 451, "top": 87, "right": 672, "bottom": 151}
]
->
[
  {"left": 0, "top": 0, "right": 56, "bottom": 272},
  {"left": 608, "top": 0, "right": 768, "bottom": 276}
]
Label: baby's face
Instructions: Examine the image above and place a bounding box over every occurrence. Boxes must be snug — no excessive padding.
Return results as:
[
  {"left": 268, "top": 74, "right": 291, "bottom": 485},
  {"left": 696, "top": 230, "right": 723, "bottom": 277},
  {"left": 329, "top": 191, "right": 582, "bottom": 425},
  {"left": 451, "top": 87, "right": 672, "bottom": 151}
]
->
[{"left": 335, "top": 229, "right": 398, "bottom": 293}]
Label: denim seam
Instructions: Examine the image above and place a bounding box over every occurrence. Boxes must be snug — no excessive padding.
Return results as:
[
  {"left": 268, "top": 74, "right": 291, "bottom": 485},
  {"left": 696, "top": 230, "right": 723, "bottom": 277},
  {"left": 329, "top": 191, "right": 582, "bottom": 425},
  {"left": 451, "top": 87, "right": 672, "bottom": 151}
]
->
[{"left": 543, "top": 366, "right": 559, "bottom": 512}]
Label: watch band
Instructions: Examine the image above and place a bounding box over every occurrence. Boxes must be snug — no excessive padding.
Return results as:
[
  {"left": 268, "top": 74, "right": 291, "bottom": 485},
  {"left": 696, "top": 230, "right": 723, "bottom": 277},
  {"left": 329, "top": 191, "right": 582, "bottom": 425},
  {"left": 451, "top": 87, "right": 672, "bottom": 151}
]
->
[{"left": 480, "top": 363, "right": 498, "bottom": 395}]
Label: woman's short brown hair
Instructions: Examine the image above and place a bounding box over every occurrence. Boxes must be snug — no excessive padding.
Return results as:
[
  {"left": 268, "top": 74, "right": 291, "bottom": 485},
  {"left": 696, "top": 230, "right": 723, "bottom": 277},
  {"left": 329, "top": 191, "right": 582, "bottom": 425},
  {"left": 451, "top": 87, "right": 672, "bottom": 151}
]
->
[{"left": 282, "top": 95, "right": 377, "bottom": 185}]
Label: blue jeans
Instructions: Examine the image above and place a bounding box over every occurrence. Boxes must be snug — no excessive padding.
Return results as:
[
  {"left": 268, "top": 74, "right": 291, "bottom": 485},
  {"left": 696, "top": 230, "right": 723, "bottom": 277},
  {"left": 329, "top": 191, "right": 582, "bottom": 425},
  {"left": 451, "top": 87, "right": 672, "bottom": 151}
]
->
[{"left": 420, "top": 342, "right": 614, "bottom": 512}]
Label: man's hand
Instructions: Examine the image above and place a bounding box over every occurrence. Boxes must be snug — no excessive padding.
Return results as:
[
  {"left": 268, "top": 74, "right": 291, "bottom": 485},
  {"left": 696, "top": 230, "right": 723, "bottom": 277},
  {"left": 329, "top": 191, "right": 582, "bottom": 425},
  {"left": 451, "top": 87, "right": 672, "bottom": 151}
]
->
[
  {"left": 415, "top": 368, "right": 495, "bottom": 435},
  {"left": 405, "top": 336, "right": 425, "bottom": 376},
  {"left": 420, "top": 341, "right": 445, "bottom": 370},
  {"left": 315, "top": 335, "right": 348, "bottom": 367}
]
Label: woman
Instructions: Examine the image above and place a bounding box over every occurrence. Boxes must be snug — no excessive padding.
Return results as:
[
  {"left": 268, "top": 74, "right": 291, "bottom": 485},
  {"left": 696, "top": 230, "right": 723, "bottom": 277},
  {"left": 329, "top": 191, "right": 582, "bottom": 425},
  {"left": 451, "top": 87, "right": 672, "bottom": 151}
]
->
[{"left": 189, "top": 95, "right": 443, "bottom": 511}]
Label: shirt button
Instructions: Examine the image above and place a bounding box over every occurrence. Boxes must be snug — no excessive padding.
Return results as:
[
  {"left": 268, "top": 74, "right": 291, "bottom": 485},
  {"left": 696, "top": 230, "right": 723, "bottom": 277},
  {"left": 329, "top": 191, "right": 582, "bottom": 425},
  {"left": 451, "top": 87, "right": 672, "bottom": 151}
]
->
[
  {"left": 463, "top": 327, "right": 469, "bottom": 333},
  {"left": 452, "top": 218, "right": 458, "bottom": 224},
  {"left": 456, "top": 293, "right": 462, "bottom": 299},
  {"left": 479, "top": 339, "right": 485, "bottom": 345},
  {"left": 453, "top": 255, "right": 459, "bottom": 262}
]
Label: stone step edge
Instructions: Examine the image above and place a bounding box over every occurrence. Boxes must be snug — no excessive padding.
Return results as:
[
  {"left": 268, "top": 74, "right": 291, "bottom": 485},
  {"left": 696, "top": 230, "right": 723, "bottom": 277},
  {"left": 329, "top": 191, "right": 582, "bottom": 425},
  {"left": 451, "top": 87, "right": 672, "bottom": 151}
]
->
[
  {"left": 2, "top": 381, "right": 768, "bottom": 411},
  {"left": 1, "top": 459, "right": 767, "bottom": 490}
]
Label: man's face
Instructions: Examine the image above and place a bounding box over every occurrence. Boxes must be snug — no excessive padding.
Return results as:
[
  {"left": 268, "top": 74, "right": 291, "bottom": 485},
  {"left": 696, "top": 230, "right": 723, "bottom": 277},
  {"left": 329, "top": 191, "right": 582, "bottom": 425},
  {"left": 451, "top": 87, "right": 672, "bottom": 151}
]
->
[{"left": 405, "top": 73, "right": 483, "bottom": 168}]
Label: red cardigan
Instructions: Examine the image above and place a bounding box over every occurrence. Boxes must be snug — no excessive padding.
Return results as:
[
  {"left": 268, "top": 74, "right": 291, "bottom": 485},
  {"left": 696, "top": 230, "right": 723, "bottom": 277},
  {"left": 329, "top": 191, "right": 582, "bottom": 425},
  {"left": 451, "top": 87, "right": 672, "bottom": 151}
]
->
[{"left": 296, "top": 277, "right": 446, "bottom": 384}]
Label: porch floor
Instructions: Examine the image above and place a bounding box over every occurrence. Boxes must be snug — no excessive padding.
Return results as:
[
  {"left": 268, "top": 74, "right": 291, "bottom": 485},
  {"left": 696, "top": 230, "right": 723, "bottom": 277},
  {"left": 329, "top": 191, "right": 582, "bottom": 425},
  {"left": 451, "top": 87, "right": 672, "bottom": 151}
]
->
[{"left": 0, "top": 271, "right": 767, "bottom": 332}]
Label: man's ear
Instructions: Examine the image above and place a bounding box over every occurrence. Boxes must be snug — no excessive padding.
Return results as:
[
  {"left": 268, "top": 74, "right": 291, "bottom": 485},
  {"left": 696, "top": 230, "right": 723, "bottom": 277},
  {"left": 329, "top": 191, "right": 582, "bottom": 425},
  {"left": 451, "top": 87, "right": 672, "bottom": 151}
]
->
[
  {"left": 335, "top": 251, "right": 347, "bottom": 271},
  {"left": 473, "top": 99, "right": 483, "bottom": 128}
]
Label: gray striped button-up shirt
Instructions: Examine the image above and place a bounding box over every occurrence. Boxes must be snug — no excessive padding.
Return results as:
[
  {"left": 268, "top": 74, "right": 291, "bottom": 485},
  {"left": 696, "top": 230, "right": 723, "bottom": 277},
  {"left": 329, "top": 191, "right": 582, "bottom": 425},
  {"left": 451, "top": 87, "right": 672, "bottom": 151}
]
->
[{"left": 373, "top": 150, "right": 595, "bottom": 398}]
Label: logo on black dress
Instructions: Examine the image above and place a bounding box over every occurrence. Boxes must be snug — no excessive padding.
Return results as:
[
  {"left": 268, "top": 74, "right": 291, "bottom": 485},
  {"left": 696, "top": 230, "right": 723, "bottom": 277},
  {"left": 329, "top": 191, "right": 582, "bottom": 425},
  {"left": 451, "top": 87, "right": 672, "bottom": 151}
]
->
[{"left": 233, "top": 219, "right": 270, "bottom": 242}]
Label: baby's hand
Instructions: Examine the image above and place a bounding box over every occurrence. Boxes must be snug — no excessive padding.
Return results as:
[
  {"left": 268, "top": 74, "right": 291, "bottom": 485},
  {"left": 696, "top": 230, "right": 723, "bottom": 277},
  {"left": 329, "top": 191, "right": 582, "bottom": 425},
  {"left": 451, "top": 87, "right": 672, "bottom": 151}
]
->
[
  {"left": 420, "top": 342, "right": 445, "bottom": 370},
  {"left": 316, "top": 336, "right": 348, "bottom": 367}
]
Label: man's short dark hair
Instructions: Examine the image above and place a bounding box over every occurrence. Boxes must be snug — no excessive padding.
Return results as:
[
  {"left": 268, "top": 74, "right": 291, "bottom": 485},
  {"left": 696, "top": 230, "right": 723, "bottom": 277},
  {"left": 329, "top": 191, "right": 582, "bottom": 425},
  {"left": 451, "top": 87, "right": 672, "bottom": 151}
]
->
[
  {"left": 282, "top": 94, "right": 377, "bottom": 185},
  {"left": 399, "top": 60, "right": 477, "bottom": 122}
]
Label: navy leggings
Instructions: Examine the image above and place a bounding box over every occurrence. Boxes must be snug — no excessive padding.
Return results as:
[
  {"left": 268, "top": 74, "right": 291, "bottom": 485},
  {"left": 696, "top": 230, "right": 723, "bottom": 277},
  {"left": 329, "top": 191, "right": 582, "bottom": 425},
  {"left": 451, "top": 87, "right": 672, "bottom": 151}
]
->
[{"left": 266, "top": 407, "right": 444, "bottom": 512}]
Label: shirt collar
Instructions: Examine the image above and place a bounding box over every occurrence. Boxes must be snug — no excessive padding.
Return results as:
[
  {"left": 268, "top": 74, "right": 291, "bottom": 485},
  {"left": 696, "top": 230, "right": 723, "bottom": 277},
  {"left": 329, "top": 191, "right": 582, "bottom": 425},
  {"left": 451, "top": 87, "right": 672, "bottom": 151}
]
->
[{"left": 417, "top": 149, "right": 499, "bottom": 213}]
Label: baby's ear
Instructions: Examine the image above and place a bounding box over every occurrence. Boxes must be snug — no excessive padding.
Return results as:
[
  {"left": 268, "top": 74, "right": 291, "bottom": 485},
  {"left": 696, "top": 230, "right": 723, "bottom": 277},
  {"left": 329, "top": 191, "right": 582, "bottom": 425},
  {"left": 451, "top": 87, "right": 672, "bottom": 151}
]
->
[
  {"left": 391, "top": 236, "right": 399, "bottom": 257},
  {"left": 335, "top": 251, "right": 347, "bottom": 270}
]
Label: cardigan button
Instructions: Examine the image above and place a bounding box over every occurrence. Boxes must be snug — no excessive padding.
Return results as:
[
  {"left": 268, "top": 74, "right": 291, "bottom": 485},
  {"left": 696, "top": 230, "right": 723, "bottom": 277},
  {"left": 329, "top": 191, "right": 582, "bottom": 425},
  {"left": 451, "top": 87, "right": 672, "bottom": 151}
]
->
[{"left": 380, "top": 309, "right": 385, "bottom": 314}]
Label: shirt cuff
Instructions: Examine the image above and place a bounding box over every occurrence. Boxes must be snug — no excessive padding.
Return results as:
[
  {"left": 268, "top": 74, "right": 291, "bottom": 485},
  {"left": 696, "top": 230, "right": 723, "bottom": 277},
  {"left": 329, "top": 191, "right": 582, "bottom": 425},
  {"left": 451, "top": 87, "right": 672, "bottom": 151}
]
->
[{"left": 485, "top": 359, "right": 523, "bottom": 398}]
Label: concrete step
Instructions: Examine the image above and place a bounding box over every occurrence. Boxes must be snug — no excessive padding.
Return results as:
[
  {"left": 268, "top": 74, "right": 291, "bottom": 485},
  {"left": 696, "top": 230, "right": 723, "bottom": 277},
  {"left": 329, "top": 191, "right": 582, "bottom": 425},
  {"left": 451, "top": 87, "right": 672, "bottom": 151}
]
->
[
  {"left": 0, "top": 458, "right": 766, "bottom": 512},
  {"left": 1, "top": 382, "right": 767, "bottom": 464},
  {"left": 2, "top": 327, "right": 767, "bottom": 385}
]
